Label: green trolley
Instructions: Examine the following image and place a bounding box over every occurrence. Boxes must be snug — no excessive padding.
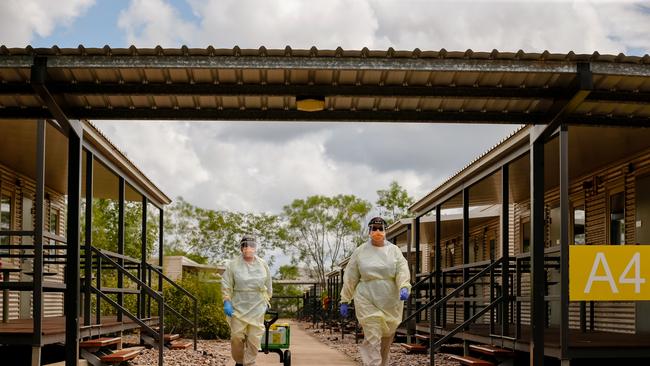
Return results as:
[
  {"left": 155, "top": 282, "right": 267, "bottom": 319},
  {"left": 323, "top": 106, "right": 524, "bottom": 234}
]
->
[{"left": 260, "top": 310, "right": 291, "bottom": 366}]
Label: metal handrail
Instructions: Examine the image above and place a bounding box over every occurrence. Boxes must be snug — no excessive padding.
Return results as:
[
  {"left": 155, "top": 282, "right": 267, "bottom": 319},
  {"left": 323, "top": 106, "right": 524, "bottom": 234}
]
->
[
  {"left": 89, "top": 246, "right": 164, "bottom": 366},
  {"left": 147, "top": 263, "right": 198, "bottom": 351},
  {"left": 401, "top": 257, "right": 503, "bottom": 325}
]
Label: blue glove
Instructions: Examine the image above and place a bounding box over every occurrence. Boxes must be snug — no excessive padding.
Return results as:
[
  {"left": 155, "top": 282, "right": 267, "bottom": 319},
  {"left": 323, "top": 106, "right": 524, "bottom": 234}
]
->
[
  {"left": 340, "top": 303, "right": 349, "bottom": 318},
  {"left": 224, "top": 300, "right": 233, "bottom": 317},
  {"left": 400, "top": 288, "right": 409, "bottom": 301}
]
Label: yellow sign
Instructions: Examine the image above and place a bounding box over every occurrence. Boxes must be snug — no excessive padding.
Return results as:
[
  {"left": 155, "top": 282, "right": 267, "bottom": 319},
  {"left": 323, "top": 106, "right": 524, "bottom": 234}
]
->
[{"left": 570, "top": 246, "right": 650, "bottom": 301}]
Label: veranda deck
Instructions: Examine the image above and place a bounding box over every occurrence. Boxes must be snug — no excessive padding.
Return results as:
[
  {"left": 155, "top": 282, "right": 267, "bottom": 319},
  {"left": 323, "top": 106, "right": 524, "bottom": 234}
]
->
[
  {"left": 416, "top": 322, "right": 650, "bottom": 359},
  {"left": 0, "top": 316, "right": 159, "bottom": 345}
]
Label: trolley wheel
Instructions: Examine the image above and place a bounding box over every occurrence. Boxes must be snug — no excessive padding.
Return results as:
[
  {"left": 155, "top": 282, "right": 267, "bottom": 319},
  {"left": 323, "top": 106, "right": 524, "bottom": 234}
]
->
[{"left": 283, "top": 350, "right": 291, "bottom": 366}]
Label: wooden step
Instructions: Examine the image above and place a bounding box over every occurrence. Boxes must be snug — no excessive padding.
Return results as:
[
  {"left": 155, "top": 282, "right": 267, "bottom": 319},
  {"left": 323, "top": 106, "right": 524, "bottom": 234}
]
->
[
  {"left": 79, "top": 336, "right": 121, "bottom": 348},
  {"left": 170, "top": 340, "right": 193, "bottom": 350},
  {"left": 400, "top": 343, "right": 427, "bottom": 354},
  {"left": 448, "top": 354, "right": 495, "bottom": 366},
  {"left": 164, "top": 333, "right": 180, "bottom": 342},
  {"left": 100, "top": 347, "right": 145, "bottom": 364},
  {"left": 469, "top": 344, "right": 516, "bottom": 358},
  {"left": 415, "top": 333, "right": 430, "bottom": 341}
]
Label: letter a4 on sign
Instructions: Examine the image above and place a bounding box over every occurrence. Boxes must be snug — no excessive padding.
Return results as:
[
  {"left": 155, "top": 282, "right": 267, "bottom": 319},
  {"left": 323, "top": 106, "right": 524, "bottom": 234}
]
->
[{"left": 570, "top": 246, "right": 650, "bottom": 301}]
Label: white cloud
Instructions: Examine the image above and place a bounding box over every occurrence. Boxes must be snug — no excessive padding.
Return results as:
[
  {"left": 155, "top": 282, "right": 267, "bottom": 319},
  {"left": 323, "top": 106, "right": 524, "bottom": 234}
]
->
[
  {"left": 0, "top": 0, "right": 94, "bottom": 46},
  {"left": 117, "top": 0, "right": 199, "bottom": 46}
]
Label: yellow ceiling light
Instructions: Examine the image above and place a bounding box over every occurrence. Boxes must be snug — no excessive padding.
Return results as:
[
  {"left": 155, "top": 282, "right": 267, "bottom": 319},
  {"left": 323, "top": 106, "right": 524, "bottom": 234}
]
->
[{"left": 296, "top": 96, "right": 325, "bottom": 112}]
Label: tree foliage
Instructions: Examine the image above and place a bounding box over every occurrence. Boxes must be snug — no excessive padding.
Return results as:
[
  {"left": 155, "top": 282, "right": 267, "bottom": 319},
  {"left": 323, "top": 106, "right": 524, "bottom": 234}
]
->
[
  {"left": 163, "top": 197, "right": 290, "bottom": 266},
  {"left": 283, "top": 194, "right": 371, "bottom": 285},
  {"left": 376, "top": 181, "right": 414, "bottom": 225}
]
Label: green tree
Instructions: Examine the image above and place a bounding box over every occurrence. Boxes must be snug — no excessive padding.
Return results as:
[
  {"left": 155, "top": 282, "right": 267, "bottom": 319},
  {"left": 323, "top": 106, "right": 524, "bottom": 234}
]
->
[
  {"left": 376, "top": 181, "right": 414, "bottom": 225},
  {"left": 272, "top": 265, "right": 304, "bottom": 317},
  {"left": 283, "top": 194, "right": 371, "bottom": 285}
]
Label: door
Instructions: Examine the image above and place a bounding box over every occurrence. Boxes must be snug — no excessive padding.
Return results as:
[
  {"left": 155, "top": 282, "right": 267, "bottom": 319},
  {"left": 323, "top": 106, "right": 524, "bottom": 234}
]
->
[{"left": 19, "top": 197, "right": 32, "bottom": 319}]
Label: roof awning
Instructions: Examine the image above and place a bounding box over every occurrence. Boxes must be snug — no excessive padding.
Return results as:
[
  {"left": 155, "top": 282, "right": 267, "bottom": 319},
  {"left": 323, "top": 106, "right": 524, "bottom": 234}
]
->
[{"left": 0, "top": 46, "right": 649, "bottom": 125}]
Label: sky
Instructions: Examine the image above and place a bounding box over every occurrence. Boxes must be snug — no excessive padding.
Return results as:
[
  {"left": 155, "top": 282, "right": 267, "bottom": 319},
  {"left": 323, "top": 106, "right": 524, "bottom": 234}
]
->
[{"left": 1, "top": 0, "right": 649, "bottom": 218}]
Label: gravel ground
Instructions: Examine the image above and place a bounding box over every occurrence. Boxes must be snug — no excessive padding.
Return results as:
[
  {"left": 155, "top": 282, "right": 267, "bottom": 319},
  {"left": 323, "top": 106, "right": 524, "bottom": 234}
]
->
[
  {"left": 304, "top": 322, "right": 462, "bottom": 366},
  {"left": 126, "top": 322, "right": 462, "bottom": 366},
  {"left": 128, "top": 339, "right": 232, "bottom": 366}
]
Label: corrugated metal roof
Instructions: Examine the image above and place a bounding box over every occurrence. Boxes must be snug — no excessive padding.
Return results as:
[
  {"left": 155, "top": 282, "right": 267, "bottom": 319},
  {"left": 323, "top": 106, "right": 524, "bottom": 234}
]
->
[{"left": 0, "top": 46, "right": 649, "bottom": 124}]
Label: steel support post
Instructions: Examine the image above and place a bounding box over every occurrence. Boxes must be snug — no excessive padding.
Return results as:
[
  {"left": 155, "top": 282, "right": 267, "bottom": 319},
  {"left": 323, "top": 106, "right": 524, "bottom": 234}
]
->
[
  {"left": 414, "top": 216, "right": 421, "bottom": 322},
  {"left": 84, "top": 150, "right": 93, "bottom": 326},
  {"left": 530, "top": 132, "right": 545, "bottom": 365},
  {"left": 501, "top": 165, "right": 510, "bottom": 336},
  {"left": 117, "top": 177, "right": 125, "bottom": 321},
  {"left": 462, "top": 189, "right": 470, "bottom": 325},
  {"left": 159, "top": 209, "right": 164, "bottom": 294},
  {"left": 33, "top": 120, "right": 45, "bottom": 349},
  {"left": 435, "top": 205, "right": 442, "bottom": 326},
  {"left": 560, "top": 125, "right": 570, "bottom": 359},
  {"left": 141, "top": 196, "right": 148, "bottom": 318},
  {"left": 65, "top": 122, "right": 82, "bottom": 366}
]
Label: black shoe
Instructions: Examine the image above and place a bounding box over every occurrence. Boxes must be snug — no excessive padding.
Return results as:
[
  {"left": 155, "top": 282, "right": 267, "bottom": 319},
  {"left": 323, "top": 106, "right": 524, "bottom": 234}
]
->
[{"left": 235, "top": 363, "right": 243, "bottom": 366}]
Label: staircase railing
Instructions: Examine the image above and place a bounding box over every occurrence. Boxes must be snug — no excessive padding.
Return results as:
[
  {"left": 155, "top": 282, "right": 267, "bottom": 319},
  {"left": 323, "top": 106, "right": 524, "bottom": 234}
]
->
[
  {"left": 401, "top": 257, "right": 505, "bottom": 352},
  {"left": 90, "top": 246, "right": 164, "bottom": 366},
  {"left": 147, "top": 263, "right": 198, "bottom": 351}
]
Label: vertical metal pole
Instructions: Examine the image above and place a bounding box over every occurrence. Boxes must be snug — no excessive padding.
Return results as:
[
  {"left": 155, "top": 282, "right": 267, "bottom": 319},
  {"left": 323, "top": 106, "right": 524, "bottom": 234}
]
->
[
  {"left": 560, "top": 125, "right": 570, "bottom": 359},
  {"left": 435, "top": 205, "right": 442, "bottom": 326},
  {"left": 159, "top": 209, "right": 163, "bottom": 294},
  {"left": 158, "top": 297, "right": 164, "bottom": 366},
  {"left": 405, "top": 222, "right": 413, "bottom": 343},
  {"left": 501, "top": 165, "right": 510, "bottom": 337},
  {"left": 117, "top": 177, "right": 125, "bottom": 322},
  {"left": 84, "top": 150, "right": 93, "bottom": 326},
  {"left": 96, "top": 255, "right": 101, "bottom": 325},
  {"left": 462, "top": 189, "right": 470, "bottom": 329},
  {"left": 33, "top": 119, "right": 45, "bottom": 349},
  {"left": 141, "top": 196, "right": 148, "bottom": 319},
  {"left": 65, "top": 123, "right": 82, "bottom": 366},
  {"left": 530, "top": 133, "right": 545, "bottom": 365},
  {"left": 414, "top": 216, "right": 421, "bottom": 322}
]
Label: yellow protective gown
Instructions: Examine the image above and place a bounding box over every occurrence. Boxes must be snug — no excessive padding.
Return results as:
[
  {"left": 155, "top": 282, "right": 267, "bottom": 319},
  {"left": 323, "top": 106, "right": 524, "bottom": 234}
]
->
[
  {"left": 222, "top": 255, "right": 272, "bottom": 366},
  {"left": 340, "top": 240, "right": 411, "bottom": 366}
]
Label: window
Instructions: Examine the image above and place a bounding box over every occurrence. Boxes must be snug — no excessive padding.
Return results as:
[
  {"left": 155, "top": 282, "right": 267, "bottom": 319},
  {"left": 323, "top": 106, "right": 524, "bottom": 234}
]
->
[
  {"left": 573, "top": 205, "right": 586, "bottom": 244},
  {"left": 1, "top": 194, "right": 12, "bottom": 247},
  {"left": 521, "top": 220, "right": 531, "bottom": 253},
  {"left": 610, "top": 192, "right": 625, "bottom": 245},
  {"left": 49, "top": 208, "right": 60, "bottom": 235}
]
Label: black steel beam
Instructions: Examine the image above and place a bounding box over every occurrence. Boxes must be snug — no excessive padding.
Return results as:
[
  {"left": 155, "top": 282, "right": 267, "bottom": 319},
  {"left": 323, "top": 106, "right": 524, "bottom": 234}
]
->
[
  {"left": 33, "top": 119, "right": 45, "bottom": 347},
  {"left": 414, "top": 215, "right": 421, "bottom": 322},
  {"left": 0, "top": 106, "right": 545, "bottom": 123},
  {"left": 84, "top": 150, "right": 93, "bottom": 326},
  {"left": 65, "top": 120, "right": 82, "bottom": 366},
  {"left": 559, "top": 125, "right": 570, "bottom": 359},
  {"left": 531, "top": 63, "right": 593, "bottom": 144},
  {"left": 529, "top": 133, "right": 545, "bottom": 365},
  {"left": 117, "top": 177, "right": 125, "bottom": 322},
  {"left": 158, "top": 208, "right": 163, "bottom": 294},
  {"left": 501, "top": 164, "right": 510, "bottom": 337},
  {"left": 29, "top": 56, "right": 82, "bottom": 138},
  {"left": 1, "top": 81, "right": 575, "bottom": 99}
]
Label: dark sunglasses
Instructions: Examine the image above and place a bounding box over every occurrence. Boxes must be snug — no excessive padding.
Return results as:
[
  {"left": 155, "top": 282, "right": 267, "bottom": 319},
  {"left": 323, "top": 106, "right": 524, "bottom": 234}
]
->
[{"left": 370, "top": 226, "right": 384, "bottom": 232}]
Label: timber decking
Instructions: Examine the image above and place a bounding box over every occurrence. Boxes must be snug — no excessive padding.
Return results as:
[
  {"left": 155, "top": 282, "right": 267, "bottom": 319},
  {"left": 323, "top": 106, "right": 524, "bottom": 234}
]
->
[
  {"left": 418, "top": 322, "right": 650, "bottom": 359},
  {"left": 0, "top": 316, "right": 159, "bottom": 345}
]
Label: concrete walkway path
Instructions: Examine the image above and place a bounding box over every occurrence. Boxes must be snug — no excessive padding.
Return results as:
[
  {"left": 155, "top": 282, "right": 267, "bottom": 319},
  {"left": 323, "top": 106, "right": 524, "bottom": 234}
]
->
[{"left": 255, "top": 320, "right": 358, "bottom": 366}]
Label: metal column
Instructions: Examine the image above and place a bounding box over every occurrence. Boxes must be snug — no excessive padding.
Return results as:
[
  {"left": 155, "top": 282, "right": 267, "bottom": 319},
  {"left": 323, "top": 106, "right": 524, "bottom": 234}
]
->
[
  {"left": 530, "top": 132, "right": 545, "bottom": 365},
  {"left": 65, "top": 122, "right": 82, "bottom": 366},
  {"left": 414, "top": 216, "right": 421, "bottom": 322},
  {"left": 84, "top": 150, "right": 93, "bottom": 326},
  {"left": 560, "top": 125, "right": 570, "bottom": 359},
  {"left": 117, "top": 177, "right": 125, "bottom": 321},
  {"left": 462, "top": 189, "right": 470, "bottom": 328},
  {"left": 33, "top": 120, "right": 46, "bottom": 358},
  {"left": 501, "top": 165, "right": 510, "bottom": 336},
  {"left": 141, "top": 196, "right": 148, "bottom": 318}
]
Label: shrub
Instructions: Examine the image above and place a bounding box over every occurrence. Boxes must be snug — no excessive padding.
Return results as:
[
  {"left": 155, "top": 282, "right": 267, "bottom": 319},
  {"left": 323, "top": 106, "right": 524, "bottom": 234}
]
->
[{"left": 163, "top": 275, "right": 230, "bottom": 339}]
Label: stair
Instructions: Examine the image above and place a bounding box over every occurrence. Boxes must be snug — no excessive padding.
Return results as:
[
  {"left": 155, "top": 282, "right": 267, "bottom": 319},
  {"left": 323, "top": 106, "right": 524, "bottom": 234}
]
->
[
  {"left": 141, "top": 332, "right": 182, "bottom": 349},
  {"left": 400, "top": 343, "right": 427, "bottom": 354},
  {"left": 169, "top": 340, "right": 193, "bottom": 350},
  {"left": 100, "top": 346, "right": 145, "bottom": 364},
  {"left": 79, "top": 337, "right": 122, "bottom": 349},
  {"left": 469, "top": 344, "right": 515, "bottom": 358},
  {"left": 448, "top": 354, "right": 495, "bottom": 366}
]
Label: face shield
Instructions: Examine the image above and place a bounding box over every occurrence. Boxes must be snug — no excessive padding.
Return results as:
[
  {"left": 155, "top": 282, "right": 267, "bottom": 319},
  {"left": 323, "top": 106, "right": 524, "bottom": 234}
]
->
[
  {"left": 240, "top": 236, "right": 258, "bottom": 257},
  {"left": 368, "top": 217, "right": 387, "bottom": 242}
]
